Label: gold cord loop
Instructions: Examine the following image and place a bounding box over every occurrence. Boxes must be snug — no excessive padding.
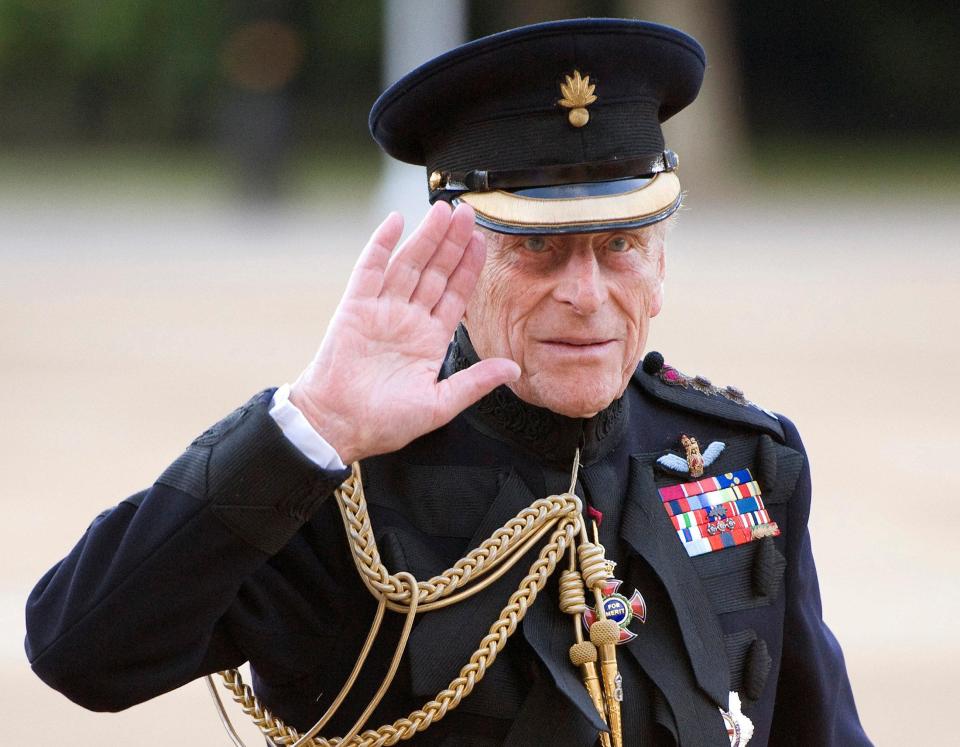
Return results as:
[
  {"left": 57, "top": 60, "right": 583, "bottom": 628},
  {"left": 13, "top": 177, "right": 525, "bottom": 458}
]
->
[
  {"left": 577, "top": 541, "right": 613, "bottom": 592},
  {"left": 558, "top": 569, "right": 588, "bottom": 615}
]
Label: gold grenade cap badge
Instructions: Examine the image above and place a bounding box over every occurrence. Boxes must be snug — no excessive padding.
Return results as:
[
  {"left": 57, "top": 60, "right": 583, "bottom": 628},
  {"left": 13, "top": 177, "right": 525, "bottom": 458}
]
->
[{"left": 558, "top": 69, "right": 597, "bottom": 128}]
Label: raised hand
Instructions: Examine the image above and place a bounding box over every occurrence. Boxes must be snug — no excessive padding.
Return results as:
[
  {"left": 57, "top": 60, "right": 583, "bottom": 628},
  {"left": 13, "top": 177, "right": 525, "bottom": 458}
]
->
[{"left": 289, "top": 202, "right": 520, "bottom": 464}]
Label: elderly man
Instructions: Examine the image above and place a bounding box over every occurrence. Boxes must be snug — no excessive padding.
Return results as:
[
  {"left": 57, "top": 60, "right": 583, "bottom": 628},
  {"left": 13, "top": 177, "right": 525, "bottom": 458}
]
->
[{"left": 26, "top": 19, "right": 870, "bottom": 747}]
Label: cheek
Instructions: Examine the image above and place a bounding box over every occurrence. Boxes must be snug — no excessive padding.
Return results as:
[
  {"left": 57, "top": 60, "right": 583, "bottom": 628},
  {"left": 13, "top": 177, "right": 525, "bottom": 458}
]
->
[
  {"left": 471, "top": 262, "right": 512, "bottom": 327},
  {"left": 609, "top": 265, "right": 662, "bottom": 352},
  {"left": 613, "top": 271, "right": 659, "bottom": 321},
  {"left": 466, "top": 258, "right": 529, "bottom": 357},
  {"left": 632, "top": 251, "right": 664, "bottom": 308}
]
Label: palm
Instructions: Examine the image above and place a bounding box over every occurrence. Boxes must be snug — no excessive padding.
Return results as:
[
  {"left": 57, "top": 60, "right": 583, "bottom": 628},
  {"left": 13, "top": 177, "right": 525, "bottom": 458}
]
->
[{"left": 291, "top": 203, "right": 519, "bottom": 464}]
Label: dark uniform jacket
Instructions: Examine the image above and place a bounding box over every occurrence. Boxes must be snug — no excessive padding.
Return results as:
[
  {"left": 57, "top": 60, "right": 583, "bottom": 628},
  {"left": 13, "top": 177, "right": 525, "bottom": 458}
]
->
[{"left": 25, "top": 331, "right": 871, "bottom": 746}]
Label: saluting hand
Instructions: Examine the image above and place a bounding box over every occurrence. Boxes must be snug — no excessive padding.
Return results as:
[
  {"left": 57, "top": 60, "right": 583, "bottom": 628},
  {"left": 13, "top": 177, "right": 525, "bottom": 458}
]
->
[{"left": 289, "top": 202, "right": 520, "bottom": 465}]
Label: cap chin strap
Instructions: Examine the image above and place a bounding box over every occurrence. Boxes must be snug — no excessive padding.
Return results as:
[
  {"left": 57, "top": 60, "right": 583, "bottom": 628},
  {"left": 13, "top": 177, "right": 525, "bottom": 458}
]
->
[
  {"left": 208, "top": 452, "right": 631, "bottom": 747},
  {"left": 430, "top": 149, "right": 678, "bottom": 201}
]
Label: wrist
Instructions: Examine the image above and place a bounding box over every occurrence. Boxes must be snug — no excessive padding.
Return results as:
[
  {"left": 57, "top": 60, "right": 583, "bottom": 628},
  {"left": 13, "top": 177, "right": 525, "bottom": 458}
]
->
[{"left": 288, "top": 384, "right": 362, "bottom": 465}]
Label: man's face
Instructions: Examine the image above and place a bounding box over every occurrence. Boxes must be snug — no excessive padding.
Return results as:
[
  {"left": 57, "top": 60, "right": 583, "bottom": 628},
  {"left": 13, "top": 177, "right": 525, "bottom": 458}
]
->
[{"left": 464, "top": 224, "right": 667, "bottom": 418}]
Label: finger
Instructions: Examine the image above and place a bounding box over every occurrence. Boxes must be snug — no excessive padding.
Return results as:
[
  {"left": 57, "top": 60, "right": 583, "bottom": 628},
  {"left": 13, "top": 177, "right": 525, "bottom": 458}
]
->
[
  {"left": 409, "top": 203, "right": 477, "bottom": 309},
  {"left": 435, "top": 358, "right": 522, "bottom": 424},
  {"left": 344, "top": 212, "right": 404, "bottom": 299},
  {"left": 380, "top": 201, "right": 452, "bottom": 301},
  {"left": 431, "top": 229, "right": 487, "bottom": 330}
]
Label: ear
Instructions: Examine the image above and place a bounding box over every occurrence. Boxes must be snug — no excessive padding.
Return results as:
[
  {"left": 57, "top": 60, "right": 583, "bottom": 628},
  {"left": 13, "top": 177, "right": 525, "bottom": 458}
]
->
[{"left": 648, "top": 246, "right": 666, "bottom": 318}]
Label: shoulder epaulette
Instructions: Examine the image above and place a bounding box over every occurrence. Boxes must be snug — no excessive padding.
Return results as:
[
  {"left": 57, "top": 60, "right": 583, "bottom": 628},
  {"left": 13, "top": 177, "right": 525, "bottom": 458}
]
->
[{"left": 633, "top": 351, "right": 785, "bottom": 441}]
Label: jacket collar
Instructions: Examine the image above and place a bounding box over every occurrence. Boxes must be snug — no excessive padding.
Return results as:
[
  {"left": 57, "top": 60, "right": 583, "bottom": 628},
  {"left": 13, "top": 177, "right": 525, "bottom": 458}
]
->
[{"left": 445, "top": 326, "right": 628, "bottom": 467}]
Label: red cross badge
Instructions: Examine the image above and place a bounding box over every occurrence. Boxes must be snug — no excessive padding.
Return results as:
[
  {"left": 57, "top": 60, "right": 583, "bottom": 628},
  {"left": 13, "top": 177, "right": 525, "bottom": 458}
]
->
[{"left": 582, "top": 578, "right": 647, "bottom": 643}]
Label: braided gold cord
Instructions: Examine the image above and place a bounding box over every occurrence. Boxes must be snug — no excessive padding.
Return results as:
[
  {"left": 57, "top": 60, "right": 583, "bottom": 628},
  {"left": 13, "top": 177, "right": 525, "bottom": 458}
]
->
[
  {"left": 335, "top": 469, "right": 579, "bottom": 609},
  {"left": 216, "top": 669, "right": 305, "bottom": 746},
  {"left": 215, "top": 463, "right": 586, "bottom": 746}
]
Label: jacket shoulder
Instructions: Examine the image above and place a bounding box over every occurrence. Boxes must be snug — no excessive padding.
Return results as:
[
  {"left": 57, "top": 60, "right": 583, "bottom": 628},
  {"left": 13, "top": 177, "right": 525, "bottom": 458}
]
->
[{"left": 632, "top": 351, "right": 785, "bottom": 441}]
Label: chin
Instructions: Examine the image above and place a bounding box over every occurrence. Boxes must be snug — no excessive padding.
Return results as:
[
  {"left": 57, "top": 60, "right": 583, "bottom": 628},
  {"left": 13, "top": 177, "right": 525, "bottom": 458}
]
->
[{"left": 512, "top": 371, "right": 623, "bottom": 418}]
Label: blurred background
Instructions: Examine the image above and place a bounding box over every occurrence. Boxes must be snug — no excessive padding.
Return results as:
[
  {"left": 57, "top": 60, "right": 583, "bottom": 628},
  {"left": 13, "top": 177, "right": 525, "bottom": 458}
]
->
[{"left": 2, "top": 0, "right": 958, "bottom": 743}]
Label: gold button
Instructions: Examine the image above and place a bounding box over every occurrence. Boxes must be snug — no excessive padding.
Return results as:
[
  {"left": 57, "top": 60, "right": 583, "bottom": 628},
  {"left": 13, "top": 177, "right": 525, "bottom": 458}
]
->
[{"left": 568, "top": 108, "right": 590, "bottom": 127}]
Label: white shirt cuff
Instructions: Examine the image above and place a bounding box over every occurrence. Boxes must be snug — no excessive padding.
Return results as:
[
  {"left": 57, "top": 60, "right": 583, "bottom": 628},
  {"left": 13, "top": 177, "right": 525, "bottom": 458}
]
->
[{"left": 269, "top": 384, "right": 347, "bottom": 471}]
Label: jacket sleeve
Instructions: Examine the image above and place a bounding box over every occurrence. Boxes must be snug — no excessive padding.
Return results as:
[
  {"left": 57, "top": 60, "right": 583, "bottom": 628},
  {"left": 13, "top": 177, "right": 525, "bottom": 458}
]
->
[
  {"left": 24, "top": 389, "right": 350, "bottom": 712},
  {"left": 770, "top": 415, "right": 873, "bottom": 745}
]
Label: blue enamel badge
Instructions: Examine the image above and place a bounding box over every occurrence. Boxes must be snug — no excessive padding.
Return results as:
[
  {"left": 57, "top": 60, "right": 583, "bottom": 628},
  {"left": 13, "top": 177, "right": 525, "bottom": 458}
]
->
[{"left": 582, "top": 578, "right": 647, "bottom": 643}]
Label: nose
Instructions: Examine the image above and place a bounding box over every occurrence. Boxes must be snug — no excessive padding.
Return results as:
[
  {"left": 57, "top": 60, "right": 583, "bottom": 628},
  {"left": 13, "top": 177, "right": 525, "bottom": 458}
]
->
[{"left": 552, "top": 247, "right": 606, "bottom": 314}]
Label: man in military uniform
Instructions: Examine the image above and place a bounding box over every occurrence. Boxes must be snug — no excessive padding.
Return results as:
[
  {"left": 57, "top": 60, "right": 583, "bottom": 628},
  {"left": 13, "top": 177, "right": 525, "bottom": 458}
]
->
[{"left": 25, "top": 19, "right": 871, "bottom": 746}]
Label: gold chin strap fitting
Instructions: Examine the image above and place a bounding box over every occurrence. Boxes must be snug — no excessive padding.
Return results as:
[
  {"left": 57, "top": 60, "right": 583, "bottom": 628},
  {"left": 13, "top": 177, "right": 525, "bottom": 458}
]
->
[{"left": 208, "top": 450, "right": 624, "bottom": 747}]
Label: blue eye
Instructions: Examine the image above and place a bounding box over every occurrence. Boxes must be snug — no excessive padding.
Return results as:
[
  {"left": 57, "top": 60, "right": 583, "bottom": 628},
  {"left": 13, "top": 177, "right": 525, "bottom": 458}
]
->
[
  {"left": 607, "top": 237, "right": 629, "bottom": 252},
  {"left": 523, "top": 237, "right": 548, "bottom": 252}
]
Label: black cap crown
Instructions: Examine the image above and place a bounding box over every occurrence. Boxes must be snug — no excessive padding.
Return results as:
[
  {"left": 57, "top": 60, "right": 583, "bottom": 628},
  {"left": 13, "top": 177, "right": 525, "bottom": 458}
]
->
[{"left": 370, "top": 18, "right": 705, "bottom": 234}]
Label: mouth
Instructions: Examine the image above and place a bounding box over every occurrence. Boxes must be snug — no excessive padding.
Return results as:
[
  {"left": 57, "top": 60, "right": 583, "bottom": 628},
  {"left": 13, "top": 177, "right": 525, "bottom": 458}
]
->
[{"left": 538, "top": 338, "right": 618, "bottom": 353}]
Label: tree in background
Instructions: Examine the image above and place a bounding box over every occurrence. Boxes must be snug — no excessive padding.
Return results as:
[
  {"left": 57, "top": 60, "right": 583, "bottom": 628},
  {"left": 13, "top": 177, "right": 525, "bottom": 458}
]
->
[
  {"left": 0, "top": 0, "right": 223, "bottom": 143},
  {"left": 0, "top": 0, "right": 956, "bottom": 190}
]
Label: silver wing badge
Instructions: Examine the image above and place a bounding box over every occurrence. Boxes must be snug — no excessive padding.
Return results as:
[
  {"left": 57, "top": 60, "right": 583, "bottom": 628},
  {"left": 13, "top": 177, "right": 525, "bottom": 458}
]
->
[{"left": 656, "top": 441, "right": 725, "bottom": 474}]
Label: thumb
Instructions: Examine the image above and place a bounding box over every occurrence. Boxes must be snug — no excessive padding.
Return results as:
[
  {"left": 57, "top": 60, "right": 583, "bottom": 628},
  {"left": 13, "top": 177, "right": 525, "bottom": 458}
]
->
[{"left": 435, "top": 358, "right": 521, "bottom": 423}]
